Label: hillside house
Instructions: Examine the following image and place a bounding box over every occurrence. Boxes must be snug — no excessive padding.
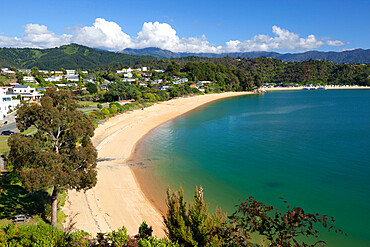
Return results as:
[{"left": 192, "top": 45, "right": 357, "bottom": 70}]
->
[
  {"left": 0, "top": 88, "right": 20, "bottom": 120},
  {"left": 7, "top": 85, "right": 43, "bottom": 101}
]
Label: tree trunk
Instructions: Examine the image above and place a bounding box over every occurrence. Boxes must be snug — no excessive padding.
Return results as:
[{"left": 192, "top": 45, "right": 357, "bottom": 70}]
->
[{"left": 51, "top": 186, "right": 58, "bottom": 226}]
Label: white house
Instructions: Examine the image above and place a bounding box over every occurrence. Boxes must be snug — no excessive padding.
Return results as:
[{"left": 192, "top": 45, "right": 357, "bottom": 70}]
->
[
  {"left": 23, "top": 76, "right": 35, "bottom": 83},
  {"left": 151, "top": 79, "right": 163, "bottom": 85},
  {"left": 172, "top": 78, "right": 189, "bottom": 85},
  {"left": 66, "top": 75, "right": 79, "bottom": 82},
  {"left": 18, "top": 69, "right": 31, "bottom": 74},
  {"left": 0, "top": 88, "right": 20, "bottom": 120},
  {"left": 45, "top": 76, "right": 63, "bottom": 82},
  {"left": 7, "top": 85, "right": 43, "bottom": 101},
  {"left": 66, "top": 70, "right": 75, "bottom": 75},
  {"left": 123, "top": 73, "right": 133, "bottom": 78},
  {"left": 141, "top": 67, "right": 148, "bottom": 72},
  {"left": 0, "top": 68, "right": 16, "bottom": 75}
]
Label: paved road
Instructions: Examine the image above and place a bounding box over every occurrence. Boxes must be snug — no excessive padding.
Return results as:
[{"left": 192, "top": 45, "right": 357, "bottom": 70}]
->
[{"left": 0, "top": 112, "right": 18, "bottom": 133}]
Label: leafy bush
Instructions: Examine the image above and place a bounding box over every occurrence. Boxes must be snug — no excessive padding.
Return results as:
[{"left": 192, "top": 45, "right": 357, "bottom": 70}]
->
[
  {"left": 101, "top": 108, "right": 110, "bottom": 115},
  {"left": 107, "top": 226, "right": 129, "bottom": 246},
  {"left": 88, "top": 111, "right": 106, "bottom": 120},
  {"left": 138, "top": 221, "right": 153, "bottom": 240},
  {"left": 138, "top": 236, "right": 179, "bottom": 247}
]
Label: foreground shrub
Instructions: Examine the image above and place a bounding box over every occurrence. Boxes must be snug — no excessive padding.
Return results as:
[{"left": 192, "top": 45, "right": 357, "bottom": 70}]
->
[
  {"left": 138, "top": 236, "right": 179, "bottom": 247},
  {"left": 164, "top": 186, "right": 226, "bottom": 246},
  {"left": 0, "top": 222, "right": 84, "bottom": 246}
]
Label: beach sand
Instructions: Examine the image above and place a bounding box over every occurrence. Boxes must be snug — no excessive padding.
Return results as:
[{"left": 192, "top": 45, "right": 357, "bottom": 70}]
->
[{"left": 62, "top": 92, "right": 254, "bottom": 238}]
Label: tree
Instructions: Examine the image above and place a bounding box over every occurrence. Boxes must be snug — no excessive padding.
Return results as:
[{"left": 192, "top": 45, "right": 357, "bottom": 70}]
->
[
  {"left": 86, "top": 82, "right": 98, "bottom": 94},
  {"left": 213, "top": 196, "right": 344, "bottom": 247},
  {"left": 164, "top": 186, "right": 226, "bottom": 246},
  {"left": 8, "top": 89, "right": 97, "bottom": 226}
]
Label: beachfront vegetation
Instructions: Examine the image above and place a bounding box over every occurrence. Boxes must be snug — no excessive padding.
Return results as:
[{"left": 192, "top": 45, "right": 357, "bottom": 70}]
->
[
  {"left": 0, "top": 186, "right": 343, "bottom": 246},
  {"left": 6, "top": 89, "right": 98, "bottom": 226}
]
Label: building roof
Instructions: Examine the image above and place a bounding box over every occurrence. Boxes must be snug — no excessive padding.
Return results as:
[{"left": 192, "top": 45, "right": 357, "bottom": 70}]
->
[{"left": 14, "top": 85, "right": 30, "bottom": 89}]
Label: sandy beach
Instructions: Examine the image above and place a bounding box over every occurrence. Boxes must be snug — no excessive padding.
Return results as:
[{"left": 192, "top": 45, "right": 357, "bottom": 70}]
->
[{"left": 62, "top": 92, "right": 254, "bottom": 238}]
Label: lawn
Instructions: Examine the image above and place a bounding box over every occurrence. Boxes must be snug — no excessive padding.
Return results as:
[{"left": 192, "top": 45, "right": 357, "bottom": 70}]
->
[{"left": 0, "top": 127, "right": 37, "bottom": 155}]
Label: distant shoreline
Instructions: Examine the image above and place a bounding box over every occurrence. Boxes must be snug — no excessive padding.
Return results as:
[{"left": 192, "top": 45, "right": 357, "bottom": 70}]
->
[
  {"left": 265, "top": 86, "right": 370, "bottom": 91},
  {"left": 62, "top": 92, "right": 255, "bottom": 238}
]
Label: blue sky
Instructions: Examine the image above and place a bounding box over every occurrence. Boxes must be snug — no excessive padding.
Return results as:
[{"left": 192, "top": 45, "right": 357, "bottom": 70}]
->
[{"left": 0, "top": 0, "right": 369, "bottom": 53}]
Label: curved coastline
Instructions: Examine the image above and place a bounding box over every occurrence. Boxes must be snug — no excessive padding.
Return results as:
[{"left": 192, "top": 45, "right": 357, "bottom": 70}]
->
[{"left": 62, "top": 92, "right": 254, "bottom": 238}]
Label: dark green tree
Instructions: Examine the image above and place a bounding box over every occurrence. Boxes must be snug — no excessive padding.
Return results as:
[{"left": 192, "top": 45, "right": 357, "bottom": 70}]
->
[
  {"left": 8, "top": 89, "right": 97, "bottom": 226},
  {"left": 86, "top": 82, "right": 98, "bottom": 94}
]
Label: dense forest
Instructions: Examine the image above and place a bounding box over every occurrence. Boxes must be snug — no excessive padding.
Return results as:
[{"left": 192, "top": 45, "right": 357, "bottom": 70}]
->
[
  {"left": 122, "top": 47, "right": 370, "bottom": 64},
  {"left": 0, "top": 44, "right": 156, "bottom": 70}
]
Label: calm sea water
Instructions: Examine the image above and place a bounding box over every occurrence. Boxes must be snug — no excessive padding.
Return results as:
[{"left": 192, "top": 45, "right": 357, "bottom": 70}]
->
[{"left": 133, "top": 90, "right": 370, "bottom": 246}]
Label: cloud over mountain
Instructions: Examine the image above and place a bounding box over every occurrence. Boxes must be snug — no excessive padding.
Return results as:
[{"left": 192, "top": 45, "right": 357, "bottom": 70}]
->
[{"left": 0, "top": 18, "right": 345, "bottom": 53}]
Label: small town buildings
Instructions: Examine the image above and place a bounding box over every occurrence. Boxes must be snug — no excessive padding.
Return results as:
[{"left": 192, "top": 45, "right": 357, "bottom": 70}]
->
[
  {"left": 150, "top": 79, "right": 163, "bottom": 85},
  {"left": 83, "top": 78, "right": 94, "bottom": 84},
  {"left": 39, "top": 70, "right": 49, "bottom": 74},
  {"left": 139, "top": 82, "right": 148, "bottom": 87},
  {"left": 18, "top": 69, "right": 31, "bottom": 74},
  {"left": 141, "top": 67, "right": 148, "bottom": 71},
  {"left": 158, "top": 85, "right": 172, "bottom": 90},
  {"left": 66, "top": 70, "right": 76, "bottom": 75},
  {"left": 141, "top": 73, "right": 152, "bottom": 77},
  {"left": 97, "top": 84, "right": 108, "bottom": 90},
  {"left": 23, "top": 76, "right": 35, "bottom": 83},
  {"left": 172, "top": 78, "right": 188, "bottom": 85},
  {"left": 0, "top": 88, "right": 20, "bottom": 120},
  {"left": 66, "top": 75, "right": 79, "bottom": 82},
  {"left": 45, "top": 76, "right": 63, "bottom": 82},
  {"left": 123, "top": 73, "right": 133, "bottom": 78},
  {"left": 7, "top": 85, "right": 43, "bottom": 101},
  {"left": 121, "top": 78, "right": 136, "bottom": 83},
  {"left": 51, "top": 70, "right": 64, "bottom": 74},
  {"left": 154, "top": 70, "right": 165, "bottom": 73},
  {"left": 0, "top": 68, "right": 16, "bottom": 75}
]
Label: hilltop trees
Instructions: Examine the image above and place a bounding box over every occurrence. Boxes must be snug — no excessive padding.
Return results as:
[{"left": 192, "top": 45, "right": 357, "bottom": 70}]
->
[{"left": 8, "top": 89, "right": 97, "bottom": 226}]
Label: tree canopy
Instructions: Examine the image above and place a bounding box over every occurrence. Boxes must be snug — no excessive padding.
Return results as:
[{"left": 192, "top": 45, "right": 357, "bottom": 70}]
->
[{"left": 8, "top": 89, "right": 97, "bottom": 226}]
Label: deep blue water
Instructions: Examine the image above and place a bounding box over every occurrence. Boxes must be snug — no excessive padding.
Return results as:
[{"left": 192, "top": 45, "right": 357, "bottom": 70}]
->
[{"left": 134, "top": 90, "right": 370, "bottom": 246}]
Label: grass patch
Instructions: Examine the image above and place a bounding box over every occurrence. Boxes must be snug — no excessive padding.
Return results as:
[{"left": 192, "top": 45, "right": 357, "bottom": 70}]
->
[
  {"left": 0, "top": 136, "right": 9, "bottom": 142},
  {"left": 0, "top": 141, "right": 10, "bottom": 154},
  {"left": 21, "top": 126, "right": 37, "bottom": 136}
]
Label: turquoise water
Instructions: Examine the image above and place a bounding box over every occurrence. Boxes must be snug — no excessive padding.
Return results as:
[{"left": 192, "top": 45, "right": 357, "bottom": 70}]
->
[{"left": 133, "top": 90, "right": 370, "bottom": 246}]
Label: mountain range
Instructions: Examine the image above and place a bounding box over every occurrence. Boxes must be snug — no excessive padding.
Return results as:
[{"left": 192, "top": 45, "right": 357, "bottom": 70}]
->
[
  {"left": 0, "top": 44, "right": 369, "bottom": 70},
  {"left": 121, "top": 47, "right": 370, "bottom": 64}
]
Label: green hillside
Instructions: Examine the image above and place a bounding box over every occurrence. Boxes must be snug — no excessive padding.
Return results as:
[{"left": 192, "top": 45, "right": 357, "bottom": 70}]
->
[{"left": 0, "top": 44, "right": 157, "bottom": 70}]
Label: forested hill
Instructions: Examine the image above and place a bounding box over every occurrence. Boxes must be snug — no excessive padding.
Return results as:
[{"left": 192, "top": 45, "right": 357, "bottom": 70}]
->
[
  {"left": 0, "top": 44, "right": 157, "bottom": 70},
  {"left": 122, "top": 47, "right": 370, "bottom": 64}
]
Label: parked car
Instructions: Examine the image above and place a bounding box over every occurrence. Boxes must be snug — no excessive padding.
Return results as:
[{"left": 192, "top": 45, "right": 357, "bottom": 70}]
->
[{"left": 1, "top": 130, "right": 14, "bottom": 135}]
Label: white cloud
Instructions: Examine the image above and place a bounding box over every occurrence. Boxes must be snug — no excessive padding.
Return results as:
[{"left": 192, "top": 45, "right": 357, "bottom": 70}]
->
[
  {"left": 72, "top": 18, "right": 132, "bottom": 51},
  {"left": 0, "top": 19, "right": 346, "bottom": 53},
  {"left": 224, "top": 26, "right": 324, "bottom": 52},
  {"left": 0, "top": 24, "right": 71, "bottom": 48},
  {"left": 326, "top": 40, "right": 345, "bottom": 46}
]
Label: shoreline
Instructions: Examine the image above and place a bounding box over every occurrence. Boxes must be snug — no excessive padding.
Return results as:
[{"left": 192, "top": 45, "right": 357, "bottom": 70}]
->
[
  {"left": 265, "top": 86, "right": 370, "bottom": 91},
  {"left": 62, "top": 91, "right": 255, "bottom": 238}
]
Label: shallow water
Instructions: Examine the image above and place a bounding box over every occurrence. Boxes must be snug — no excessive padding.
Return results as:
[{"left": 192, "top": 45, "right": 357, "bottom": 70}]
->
[{"left": 133, "top": 90, "right": 370, "bottom": 246}]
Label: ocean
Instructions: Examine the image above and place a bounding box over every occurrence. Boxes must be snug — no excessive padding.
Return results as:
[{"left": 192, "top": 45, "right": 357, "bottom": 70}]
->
[{"left": 131, "top": 90, "right": 370, "bottom": 246}]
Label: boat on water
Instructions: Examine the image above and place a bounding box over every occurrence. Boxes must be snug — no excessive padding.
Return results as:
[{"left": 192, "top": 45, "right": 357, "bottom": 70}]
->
[
  {"left": 302, "top": 87, "right": 309, "bottom": 90},
  {"left": 310, "top": 87, "right": 316, "bottom": 90},
  {"left": 317, "top": 86, "right": 326, "bottom": 90}
]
